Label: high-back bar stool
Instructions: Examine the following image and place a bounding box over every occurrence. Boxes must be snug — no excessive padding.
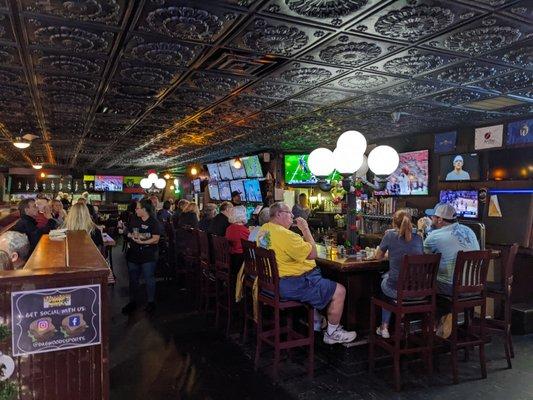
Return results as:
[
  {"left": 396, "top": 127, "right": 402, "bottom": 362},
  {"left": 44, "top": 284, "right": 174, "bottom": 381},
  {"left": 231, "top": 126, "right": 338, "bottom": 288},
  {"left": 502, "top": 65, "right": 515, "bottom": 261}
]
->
[
  {"left": 212, "top": 235, "right": 233, "bottom": 337},
  {"left": 369, "top": 253, "right": 441, "bottom": 391},
  {"left": 241, "top": 239, "right": 257, "bottom": 343},
  {"left": 197, "top": 229, "right": 215, "bottom": 313}
]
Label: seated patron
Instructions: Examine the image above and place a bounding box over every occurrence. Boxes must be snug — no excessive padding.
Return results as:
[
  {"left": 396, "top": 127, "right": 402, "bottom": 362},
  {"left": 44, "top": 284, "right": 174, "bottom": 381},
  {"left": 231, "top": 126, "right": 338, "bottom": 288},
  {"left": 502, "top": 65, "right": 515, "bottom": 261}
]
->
[
  {"left": 0, "top": 250, "right": 12, "bottom": 271},
  {"left": 51, "top": 199, "right": 67, "bottom": 226},
  {"left": 199, "top": 203, "right": 217, "bottom": 232},
  {"left": 208, "top": 201, "right": 233, "bottom": 237},
  {"left": 13, "top": 198, "right": 56, "bottom": 252},
  {"left": 179, "top": 203, "right": 199, "bottom": 229},
  {"left": 374, "top": 210, "right": 423, "bottom": 339},
  {"left": 172, "top": 199, "right": 190, "bottom": 229},
  {"left": 225, "top": 206, "right": 250, "bottom": 268},
  {"left": 157, "top": 200, "right": 173, "bottom": 223},
  {"left": 0, "top": 231, "right": 30, "bottom": 270},
  {"left": 248, "top": 207, "right": 270, "bottom": 242},
  {"left": 257, "top": 202, "right": 356, "bottom": 345},
  {"left": 62, "top": 203, "right": 104, "bottom": 249}
]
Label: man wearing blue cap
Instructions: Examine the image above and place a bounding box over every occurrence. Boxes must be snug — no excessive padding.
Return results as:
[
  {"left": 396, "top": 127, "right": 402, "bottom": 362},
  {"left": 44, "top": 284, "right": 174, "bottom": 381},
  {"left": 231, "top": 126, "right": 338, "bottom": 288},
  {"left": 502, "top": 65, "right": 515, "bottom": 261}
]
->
[
  {"left": 445, "top": 155, "right": 470, "bottom": 181},
  {"left": 423, "top": 203, "right": 480, "bottom": 337}
]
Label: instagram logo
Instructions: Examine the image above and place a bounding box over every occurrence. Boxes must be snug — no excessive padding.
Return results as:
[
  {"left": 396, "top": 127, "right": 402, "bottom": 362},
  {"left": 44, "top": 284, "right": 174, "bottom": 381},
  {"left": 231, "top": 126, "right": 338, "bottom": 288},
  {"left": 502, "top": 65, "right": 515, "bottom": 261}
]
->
[{"left": 37, "top": 320, "right": 49, "bottom": 331}]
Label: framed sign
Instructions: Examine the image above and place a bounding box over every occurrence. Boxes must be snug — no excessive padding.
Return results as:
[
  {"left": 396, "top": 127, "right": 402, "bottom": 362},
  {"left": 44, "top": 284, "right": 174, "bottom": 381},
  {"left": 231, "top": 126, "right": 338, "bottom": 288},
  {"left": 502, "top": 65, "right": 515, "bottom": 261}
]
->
[
  {"left": 11, "top": 284, "right": 101, "bottom": 356},
  {"left": 475, "top": 124, "right": 503, "bottom": 150},
  {"left": 434, "top": 131, "right": 457, "bottom": 153}
]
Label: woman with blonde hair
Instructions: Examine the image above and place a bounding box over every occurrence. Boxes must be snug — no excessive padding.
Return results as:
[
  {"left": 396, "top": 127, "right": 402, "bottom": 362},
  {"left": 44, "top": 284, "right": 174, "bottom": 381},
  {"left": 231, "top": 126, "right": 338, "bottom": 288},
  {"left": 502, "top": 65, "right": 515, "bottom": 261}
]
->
[
  {"left": 62, "top": 203, "right": 104, "bottom": 248},
  {"left": 373, "top": 209, "right": 423, "bottom": 338},
  {"left": 178, "top": 202, "right": 199, "bottom": 228}
]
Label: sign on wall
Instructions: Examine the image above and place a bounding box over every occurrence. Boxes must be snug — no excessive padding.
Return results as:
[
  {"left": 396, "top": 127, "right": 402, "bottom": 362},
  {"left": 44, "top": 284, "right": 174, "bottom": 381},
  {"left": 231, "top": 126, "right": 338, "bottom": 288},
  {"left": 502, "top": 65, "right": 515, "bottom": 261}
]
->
[
  {"left": 475, "top": 124, "right": 503, "bottom": 150},
  {"left": 506, "top": 118, "right": 533, "bottom": 145},
  {"left": 11, "top": 284, "right": 101, "bottom": 356},
  {"left": 434, "top": 131, "right": 457, "bottom": 153}
]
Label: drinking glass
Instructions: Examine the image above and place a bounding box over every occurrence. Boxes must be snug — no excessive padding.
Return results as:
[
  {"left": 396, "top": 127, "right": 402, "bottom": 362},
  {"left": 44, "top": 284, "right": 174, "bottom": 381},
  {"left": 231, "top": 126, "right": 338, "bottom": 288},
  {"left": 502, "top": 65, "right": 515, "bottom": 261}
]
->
[{"left": 132, "top": 228, "right": 139, "bottom": 239}]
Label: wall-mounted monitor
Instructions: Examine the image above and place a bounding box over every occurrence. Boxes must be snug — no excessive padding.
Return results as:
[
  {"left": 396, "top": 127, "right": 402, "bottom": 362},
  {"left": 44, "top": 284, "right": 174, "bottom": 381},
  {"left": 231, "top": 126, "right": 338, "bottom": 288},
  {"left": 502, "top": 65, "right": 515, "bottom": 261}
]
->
[
  {"left": 374, "top": 150, "right": 429, "bottom": 196},
  {"left": 230, "top": 180, "right": 246, "bottom": 201},
  {"left": 131, "top": 193, "right": 145, "bottom": 201},
  {"left": 284, "top": 154, "right": 341, "bottom": 186},
  {"left": 217, "top": 161, "right": 233, "bottom": 180},
  {"left": 439, "top": 190, "right": 479, "bottom": 219},
  {"left": 218, "top": 181, "right": 231, "bottom": 201},
  {"left": 244, "top": 179, "right": 263, "bottom": 202},
  {"left": 208, "top": 182, "right": 220, "bottom": 201},
  {"left": 207, "top": 164, "right": 220, "bottom": 181},
  {"left": 95, "top": 175, "right": 123, "bottom": 192},
  {"left": 192, "top": 179, "right": 201, "bottom": 193},
  {"left": 488, "top": 148, "right": 532, "bottom": 181},
  {"left": 439, "top": 153, "right": 480, "bottom": 181},
  {"left": 243, "top": 155, "right": 263, "bottom": 178},
  {"left": 230, "top": 159, "right": 247, "bottom": 179}
]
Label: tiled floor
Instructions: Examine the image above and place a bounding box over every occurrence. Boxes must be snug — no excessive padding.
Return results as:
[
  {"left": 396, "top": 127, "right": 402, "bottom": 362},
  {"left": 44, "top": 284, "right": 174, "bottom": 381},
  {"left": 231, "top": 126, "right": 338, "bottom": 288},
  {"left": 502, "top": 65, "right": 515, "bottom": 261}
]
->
[{"left": 109, "top": 247, "right": 533, "bottom": 399}]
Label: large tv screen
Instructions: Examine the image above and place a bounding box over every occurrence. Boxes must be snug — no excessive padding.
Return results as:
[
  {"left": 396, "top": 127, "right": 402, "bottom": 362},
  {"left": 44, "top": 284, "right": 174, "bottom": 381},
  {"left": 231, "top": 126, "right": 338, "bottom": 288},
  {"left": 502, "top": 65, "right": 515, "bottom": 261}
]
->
[
  {"left": 439, "top": 153, "right": 480, "bottom": 181},
  {"left": 489, "top": 147, "right": 532, "bottom": 180},
  {"left": 208, "top": 182, "right": 220, "bottom": 200},
  {"left": 218, "top": 181, "right": 231, "bottom": 201},
  {"left": 217, "top": 161, "right": 233, "bottom": 180},
  {"left": 439, "top": 190, "right": 479, "bottom": 219},
  {"left": 244, "top": 179, "right": 263, "bottom": 202},
  {"left": 230, "top": 180, "right": 246, "bottom": 202},
  {"left": 375, "top": 150, "right": 429, "bottom": 196},
  {"left": 95, "top": 175, "right": 123, "bottom": 192},
  {"left": 230, "top": 159, "right": 247, "bottom": 179},
  {"left": 207, "top": 164, "right": 220, "bottom": 181},
  {"left": 243, "top": 155, "right": 263, "bottom": 178},
  {"left": 284, "top": 154, "right": 341, "bottom": 185}
]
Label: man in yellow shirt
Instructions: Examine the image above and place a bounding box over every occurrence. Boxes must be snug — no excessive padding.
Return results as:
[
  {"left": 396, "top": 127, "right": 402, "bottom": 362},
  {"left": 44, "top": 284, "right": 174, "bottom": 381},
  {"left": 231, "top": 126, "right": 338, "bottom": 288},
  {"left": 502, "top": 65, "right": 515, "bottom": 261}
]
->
[{"left": 258, "top": 202, "right": 356, "bottom": 344}]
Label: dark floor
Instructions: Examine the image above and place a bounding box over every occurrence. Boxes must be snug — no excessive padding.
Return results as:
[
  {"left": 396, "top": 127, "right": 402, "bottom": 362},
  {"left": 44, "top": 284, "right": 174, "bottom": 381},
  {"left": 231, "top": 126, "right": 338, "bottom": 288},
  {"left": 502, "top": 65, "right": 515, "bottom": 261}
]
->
[{"left": 109, "top": 246, "right": 533, "bottom": 400}]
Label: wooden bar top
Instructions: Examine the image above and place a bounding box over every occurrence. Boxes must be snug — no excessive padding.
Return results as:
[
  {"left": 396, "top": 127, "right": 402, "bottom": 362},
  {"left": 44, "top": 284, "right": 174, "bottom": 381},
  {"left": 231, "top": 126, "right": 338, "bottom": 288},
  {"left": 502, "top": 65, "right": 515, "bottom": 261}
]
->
[{"left": 316, "top": 253, "right": 388, "bottom": 272}]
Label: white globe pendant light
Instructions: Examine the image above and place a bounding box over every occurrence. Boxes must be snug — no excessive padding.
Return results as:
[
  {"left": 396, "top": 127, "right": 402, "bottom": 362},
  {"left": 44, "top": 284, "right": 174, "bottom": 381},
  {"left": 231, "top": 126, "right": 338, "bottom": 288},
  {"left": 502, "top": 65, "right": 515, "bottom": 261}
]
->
[
  {"left": 355, "top": 155, "right": 369, "bottom": 178},
  {"left": 140, "top": 178, "right": 151, "bottom": 189},
  {"left": 368, "top": 145, "right": 400, "bottom": 176},
  {"left": 155, "top": 178, "right": 166, "bottom": 189},
  {"left": 337, "top": 130, "right": 367, "bottom": 154},
  {"left": 147, "top": 172, "right": 158, "bottom": 183},
  {"left": 308, "top": 148, "right": 335, "bottom": 178},
  {"left": 333, "top": 147, "right": 364, "bottom": 175}
]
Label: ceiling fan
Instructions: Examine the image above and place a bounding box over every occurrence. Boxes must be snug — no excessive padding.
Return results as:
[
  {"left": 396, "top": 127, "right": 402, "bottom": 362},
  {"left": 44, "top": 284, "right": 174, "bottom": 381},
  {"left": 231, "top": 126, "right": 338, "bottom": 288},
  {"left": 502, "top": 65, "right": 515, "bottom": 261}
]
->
[{"left": 0, "top": 130, "right": 40, "bottom": 149}]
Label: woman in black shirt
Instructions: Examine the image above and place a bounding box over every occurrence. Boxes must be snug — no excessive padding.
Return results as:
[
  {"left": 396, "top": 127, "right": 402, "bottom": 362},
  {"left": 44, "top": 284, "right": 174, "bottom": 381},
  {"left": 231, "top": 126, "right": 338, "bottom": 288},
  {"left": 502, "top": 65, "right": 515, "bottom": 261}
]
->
[
  {"left": 122, "top": 199, "right": 161, "bottom": 314},
  {"left": 62, "top": 203, "right": 104, "bottom": 249}
]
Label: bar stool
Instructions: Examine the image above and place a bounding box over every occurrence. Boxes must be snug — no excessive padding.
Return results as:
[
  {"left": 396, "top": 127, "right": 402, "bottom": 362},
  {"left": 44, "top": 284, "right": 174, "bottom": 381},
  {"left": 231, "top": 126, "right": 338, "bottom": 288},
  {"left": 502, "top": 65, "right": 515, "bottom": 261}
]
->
[
  {"left": 198, "top": 230, "right": 216, "bottom": 313},
  {"left": 212, "top": 235, "right": 233, "bottom": 336},
  {"left": 369, "top": 253, "right": 441, "bottom": 391},
  {"left": 437, "top": 250, "right": 491, "bottom": 384},
  {"left": 241, "top": 239, "right": 257, "bottom": 343},
  {"left": 254, "top": 247, "right": 314, "bottom": 380},
  {"left": 485, "top": 243, "right": 519, "bottom": 368},
  {"left": 179, "top": 227, "right": 199, "bottom": 299}
]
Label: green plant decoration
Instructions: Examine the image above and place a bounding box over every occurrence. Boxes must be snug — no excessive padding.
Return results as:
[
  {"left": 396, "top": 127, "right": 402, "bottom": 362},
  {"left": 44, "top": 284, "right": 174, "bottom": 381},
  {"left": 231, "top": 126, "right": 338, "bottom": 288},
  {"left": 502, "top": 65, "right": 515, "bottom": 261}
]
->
[{"left": 0, "top": 324, "right": 16, "bottom": 400}]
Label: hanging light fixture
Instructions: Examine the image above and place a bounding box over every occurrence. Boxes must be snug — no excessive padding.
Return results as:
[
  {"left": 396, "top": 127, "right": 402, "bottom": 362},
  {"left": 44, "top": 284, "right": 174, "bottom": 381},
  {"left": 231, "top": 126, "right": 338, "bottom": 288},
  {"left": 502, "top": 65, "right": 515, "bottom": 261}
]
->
[
  {"left": 140, "top": 171, "right": 166, "bottom": 192},
  {"left": 164, "top": 173, "right": 171, "bottom": 180},
  {"left": 190, "top": 166, "right": 198, "bottom": 176},
  {"left": 232, "top": 157, "right": 243, "bottom": 169},
  {"left": 308, "top": 148, "right": 335, "bottom": 191},
  {"left": 13, "top": 137, "right": 30, "bottom": 149},
  {"left": 32, "top": 164, "right": 43, "bottom": 170}
]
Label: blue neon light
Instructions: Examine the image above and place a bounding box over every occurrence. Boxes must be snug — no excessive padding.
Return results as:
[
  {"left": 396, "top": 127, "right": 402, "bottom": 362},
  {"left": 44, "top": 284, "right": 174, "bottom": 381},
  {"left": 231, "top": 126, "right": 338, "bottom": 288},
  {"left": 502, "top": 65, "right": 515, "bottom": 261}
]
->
[{"left": 489, "top": 189, "right": 533, "bottom": 194}]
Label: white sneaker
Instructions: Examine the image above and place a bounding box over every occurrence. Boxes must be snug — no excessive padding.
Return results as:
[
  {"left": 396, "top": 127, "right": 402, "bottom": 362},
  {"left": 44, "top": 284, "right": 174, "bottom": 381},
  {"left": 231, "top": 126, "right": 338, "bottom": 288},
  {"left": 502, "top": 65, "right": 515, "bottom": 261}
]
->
[
  {"left": 376, "top": 326, "right": 390, "bottom": 339},
  {"left": 323, "top": 326, "right": 357, "bottom": 344}
]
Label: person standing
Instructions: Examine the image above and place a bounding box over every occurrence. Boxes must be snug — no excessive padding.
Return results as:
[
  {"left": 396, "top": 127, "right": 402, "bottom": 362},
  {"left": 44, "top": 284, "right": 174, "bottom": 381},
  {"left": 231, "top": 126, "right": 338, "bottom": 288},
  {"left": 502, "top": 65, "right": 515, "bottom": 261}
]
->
[
  {"left": 208, "top": 201, "right": 234, "bottom": 236},
  {"left": 199, "top": 203, "right": 217, "bottom": 231},
  {"left": 122, "top": 199, "right": 162, "bottom": 314},
  {"left": 62, "top": 203, "right": 104, "bottom": 249}
]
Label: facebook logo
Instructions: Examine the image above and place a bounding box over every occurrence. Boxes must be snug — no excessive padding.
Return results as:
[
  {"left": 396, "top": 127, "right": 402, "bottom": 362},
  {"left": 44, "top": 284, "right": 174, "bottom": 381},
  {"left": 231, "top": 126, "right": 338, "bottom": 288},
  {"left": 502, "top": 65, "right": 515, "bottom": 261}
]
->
[{"left": 69, "top": 316, "right": 80, "bottom": 327}]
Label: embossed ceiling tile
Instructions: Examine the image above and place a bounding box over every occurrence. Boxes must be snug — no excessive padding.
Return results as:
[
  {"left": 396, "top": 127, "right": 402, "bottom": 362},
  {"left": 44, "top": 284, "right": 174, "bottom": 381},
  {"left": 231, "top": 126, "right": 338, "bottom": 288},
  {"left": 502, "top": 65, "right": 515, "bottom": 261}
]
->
[
  {"left": 186, "top": 71, "right": 250, "bottom": 93},
  {"left": 424, "top": 16, "right": 532, "bottom": 55},
  {"left": 0, "top": 84, "right": 28, "bottom": 99},
  {"left": 260, "top": 0, "right": 380, "bottom": 27},
  {"left": 379, "top": 79, "right": 450, "bottom": 99},
  {"left": 110, "top": 82, "right": 160, "bottom": 99},
  {"left": 138, "top": 3, "right": 241, "bottom": 44},
  {"left": 386, "top": 101, "right": 436, "bottom": 116},
  {"left": 366, "top": 48, "right": 462, "bottom": 77},
  {"left": 271, "top": 61, "right": 348, "bottom": 86},
  {"left": 39, "top": 74, "right": 97, "bottom": 91},
  {"left": 101, "top": 97, "right": 149, "bottom": 116},
  {"left": 27, "top": 19, "right": 115, "bottom": 54},
  {"left": 478, "top": 70, "right": 533, "bottom": 93},
  {"left": 245, "top": 80, "right": 302, "bottom": 99},
  {"left": 510, "top": 87, "right": 533, "bottom": 99},
  {"left": 115, "top": 61, "right": 181, "bottom": 87},
  {"left": 124, "top": 35, "right": 204, "bottom": 67},
  {"left": 0, "top": 45, "right": 21, "bottom": 67},
  {"left": 167, "top": 89, "right": 221, "bottom": 106},
  {"left": 483, "top": 41, "right": 533, "bottom": 69},
  {"left": 301, "top": 33, "right": 398, "bottom": 68},
  {"left": 0, "top": 13, "right": 15, "bottom": 43},
  {"left": 320, "top": 106, "right": 360, "bottom": 121},
  {"left": 420, "top": 60, "right": 513, "bottom": 85},
  {"left": 499, "top": 0, "right": 533, "bottom": 22},
  {"left": 350, "top": 0, "right": 479, "bottom": 43},
  {"left": 344, "top": 93, "right": 400, "bottom": 110},
  {"left": 33, "top": 50, "right": 105, "bottom": 76},
  {"left": 23, "top": 0, "right": 124, "bottom": 25},
  {"left": 424, "top": 88, "right": 494, "bottom": 106},
  {"left": 0, "top": 67, "right": 24, "bottom": 85},
  {"left": 294, "top": 88, "right": 354, "bottom": 104},
  {"left": 226, "top": 94, "right": 275, "bottom": 112},
  {"left": 244, "top": 110, "right": 288, "bottom": 127},
  {"left": 270, "top": 100, "right": 319, "bottom": 115},
  {"left": 326, "top": 70, "right": 402, "bottom": 92},
  {"left": 229, "top": 16, "right": 328, "bottom": 57}
]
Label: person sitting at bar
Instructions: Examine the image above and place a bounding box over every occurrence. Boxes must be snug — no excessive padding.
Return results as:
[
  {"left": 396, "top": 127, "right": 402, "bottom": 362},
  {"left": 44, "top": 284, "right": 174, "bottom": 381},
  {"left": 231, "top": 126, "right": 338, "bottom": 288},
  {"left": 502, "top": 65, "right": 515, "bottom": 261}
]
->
[
  {"left": 0, "top": 231, "right": 30, "bottom": 270},
  {"left": 179, "top": 203, "right": 199, "bottom": 229},
  {"left": 257, "top": 202, "right": 356, "bottom": 345},
  {"left": 62, "top": 203, "right": 104, "bottom": 250},
  {"left": 51, "top": 199, "right": 67, "bottom": 226},
  {"left": 199, "top": 203, "right": 217, "bottom": 231},
  {"left": 373, "top": 209, "right": 424, "bottom": 339},
  {"left": 292, "top": 193, "right": 311, "bottom": 220},
  {"left": 225, "top": 206, "right": 250, "bottom": 269},
  {"left": 0, "top": 250, "right": 12, "bottom": 271},
  {"left": 423, "top": 203, "right": 480, "bottom": 338},
  {"left": 34, "top": 197, "right": 52, "bottom": 229},
  {"left": 172, "top": 199, "right": 190, "bottom": 229},
  {"left": 208, "top": 201, "right": 233, "bottom": 237},
  {"left": 13, "top": 198, "right": 56, "bottom": 253},
  {"left": 248, "top": 206, "right": 270, "bottom": 242},
  {"left": 157, "top": 200, "right": 173, "bottom": 224}
]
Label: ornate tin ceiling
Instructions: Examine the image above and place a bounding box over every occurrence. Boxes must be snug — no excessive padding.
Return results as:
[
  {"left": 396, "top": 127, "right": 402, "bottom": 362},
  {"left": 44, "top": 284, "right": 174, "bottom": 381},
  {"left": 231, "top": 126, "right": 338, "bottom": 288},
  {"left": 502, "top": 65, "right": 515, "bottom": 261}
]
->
[{"left": 0, "top": 0, "right": 531, "bottom": 172}]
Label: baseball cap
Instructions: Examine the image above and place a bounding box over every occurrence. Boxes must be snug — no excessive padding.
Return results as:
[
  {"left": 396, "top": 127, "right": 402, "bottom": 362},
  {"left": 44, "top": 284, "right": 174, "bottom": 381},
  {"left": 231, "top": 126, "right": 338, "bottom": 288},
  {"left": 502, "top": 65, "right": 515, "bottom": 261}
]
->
[
  {"left": 231, "top": 191, "right": 241, "bottom": 198},
  {"left": 425, "top": 203, "right": 457, "bottom": 220},
  {"left": 453, "top": 155, "right": 464, "bottom": 163}
]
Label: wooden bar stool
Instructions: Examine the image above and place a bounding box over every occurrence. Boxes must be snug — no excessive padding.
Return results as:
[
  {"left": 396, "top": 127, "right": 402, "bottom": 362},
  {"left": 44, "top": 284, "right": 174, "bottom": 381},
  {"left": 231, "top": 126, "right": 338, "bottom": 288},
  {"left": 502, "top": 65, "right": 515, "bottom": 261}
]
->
[
  {"left": 254, "top": 247, "right": 314, "bottom": 381},
  {"left": 369, "top": 253, "right": 441, "bottom": 391},
  {"left": 437, "top": 250, "right": 491, "bottom": 384},
  {"left": 179, "top": 227, "right": 200, "bottom": 300},
  {"left": 198, "top": 230, "right": 216, "bottom": 313},
  {"left": 212, "top": 235, "right": 233, "bottom": 337},
  {"left": 485, "top": 243, "right": 519, "bottom": 368},
  {"left": 241, "top": 240, "right": 257, "bottom": 343}
]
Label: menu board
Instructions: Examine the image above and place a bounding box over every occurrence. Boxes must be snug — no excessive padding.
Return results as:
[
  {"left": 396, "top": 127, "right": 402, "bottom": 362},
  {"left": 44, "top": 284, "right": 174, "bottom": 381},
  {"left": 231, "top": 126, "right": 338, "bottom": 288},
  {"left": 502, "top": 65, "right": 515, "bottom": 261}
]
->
[
  {"left": 218, "top": 181, "right": 231, "bottom": 200},
  {"left": 244, "top": 179, "right": 262, "bottom": 202},
  {"left": 230, "top": 159, "right": 247, "bottom": 179},
  {"left": 11, "top": 284, "right": 101, "bottom": 356},
  {"left": 207, "top": 164, "right": 220, "bottom": 181},
  {"left": 243, "top": 155, "right": 263, "bottom": 178},
  {"left": 230, "top": 180, "right": 246, "bottom": 201},
  {"left": 208, "top": 182, "right": 220, "bottom": 200},
  {"left": 217, "top": 161, "right": 233, "bottom": 180}
]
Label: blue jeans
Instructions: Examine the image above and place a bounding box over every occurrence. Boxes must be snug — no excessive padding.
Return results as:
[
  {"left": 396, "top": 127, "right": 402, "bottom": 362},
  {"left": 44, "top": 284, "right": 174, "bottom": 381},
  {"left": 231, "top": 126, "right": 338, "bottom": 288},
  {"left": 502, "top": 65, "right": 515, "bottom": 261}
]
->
[
  {"left": 380, "top": 275, "right": 397, "bottom": 325},
  {"left": 128, "top": 261, "right": 157, "bottom": 303}
]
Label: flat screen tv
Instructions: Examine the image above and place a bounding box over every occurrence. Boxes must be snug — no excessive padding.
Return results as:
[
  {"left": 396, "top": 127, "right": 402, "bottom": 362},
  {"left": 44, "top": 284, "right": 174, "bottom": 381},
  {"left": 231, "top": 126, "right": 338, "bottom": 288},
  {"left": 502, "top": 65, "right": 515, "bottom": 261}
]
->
[
  {"left": 439, "top": 153, "right": 480, "bottom": 181},
  {"left": 218, "top": 181, "right": 231, "bottom": 201},
  {"left": 208, "top": 182, "right": 220, "bottom": 201},
  {"left": 488, "top": 147, "right": 532, "bottom": 180},
  {"left": 244, "top": 179, "right": 263, "bottom": 202},
  {"left": 207, "top": 163, "right": 220, "bottom": 181},
  {"left": 217, "top": 161, "right": 233, "bottom": 180},
  {"left": 95, "top": 175, "right": 123, "bottom": 192},
  {"left": 243, "top": 155, "right": 263, "bottom": 178},
  {"left": 230, "top": 159, "right": 247, "bottom": 179},
  {"left": 230, "top": 180, "right": 246, "bottom": 202},
  {"left": 284, "top": 154, "right": 342, "bottom": 185},
  {"left": 439, "top": 190, "right": 479, "bottom": 219},
  {"left": 192, "top": 179, "right": 201, "bottom": 193},
  {"left": 131, "top": 193, "right": 144, "bottom": 201},
  {"left": 375, "top": 150, "right": 429, "bottom": 196}
]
